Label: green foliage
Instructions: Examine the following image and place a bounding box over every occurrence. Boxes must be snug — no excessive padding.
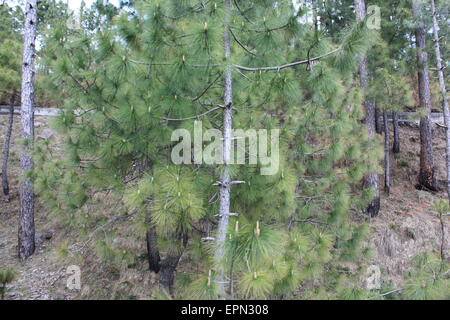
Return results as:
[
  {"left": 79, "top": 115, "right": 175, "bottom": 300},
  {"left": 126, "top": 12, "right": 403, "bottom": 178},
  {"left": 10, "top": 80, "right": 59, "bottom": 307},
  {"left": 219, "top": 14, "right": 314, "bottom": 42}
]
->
[
  {"left": 0, "top": 268, "right": 17, "bottom": 299},
  {"left": 36, "top": 0, "right": 383, "bottom": 299},
  {"left": 0, "top": 3, "right": 23, "bottom": 102},
  {"left": 401, "top": 252, "right": 450, "bottom": 300}
]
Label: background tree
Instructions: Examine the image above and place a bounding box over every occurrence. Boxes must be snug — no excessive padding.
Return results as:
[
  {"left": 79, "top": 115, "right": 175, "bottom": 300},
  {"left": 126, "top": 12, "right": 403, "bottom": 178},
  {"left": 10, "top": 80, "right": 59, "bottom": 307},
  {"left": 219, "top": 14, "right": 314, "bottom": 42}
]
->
[
  {"left": 18, "top": 0, "right": 38, "bottom": 260},
  {"left": 411, "top": 0, "right": 437, "bottom": 191},
  {"left": 431, "top": 0, "right": 450, "bottom": 202},
  {"left": 354, "top": 0, "right": 380, "bottom": 217},
  {"left": 0, "top": 3, "right": 23, "bottom": 196},
  {"left": 369, "top": 66, "right": 414, "bottom": 195}
]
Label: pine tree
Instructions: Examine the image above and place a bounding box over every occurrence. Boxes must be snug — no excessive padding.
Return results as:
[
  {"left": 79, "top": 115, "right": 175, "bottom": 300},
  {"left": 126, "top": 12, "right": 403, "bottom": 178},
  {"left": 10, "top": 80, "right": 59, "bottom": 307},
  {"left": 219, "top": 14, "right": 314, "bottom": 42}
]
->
[
  {"left": 0, "top": 3, "right": 23, "bottom": 196},
  {"left": 18, "top": 0, "right": 38, "bottom": 260},
  {"left": 37, "top": 0, "right": 379, "bottom": 299},
  {"left": 431, "top": 0, "right": 450, "bottom": 202},
  {"left": 411, "top": 0, "right": 437, "bottom": 191},
  {"left": 354, "top": 0, "right": 380, "bottom": 217},
  {"left": 369, "top": 66, "right": 414, "bottom": 195}
]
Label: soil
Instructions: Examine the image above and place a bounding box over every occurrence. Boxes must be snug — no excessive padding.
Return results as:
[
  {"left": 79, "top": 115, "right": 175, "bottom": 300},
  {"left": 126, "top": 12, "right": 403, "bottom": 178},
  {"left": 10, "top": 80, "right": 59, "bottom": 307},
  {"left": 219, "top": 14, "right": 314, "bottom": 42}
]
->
[{"left": 0, "top": 116, "right": 448, "bottom": 299}]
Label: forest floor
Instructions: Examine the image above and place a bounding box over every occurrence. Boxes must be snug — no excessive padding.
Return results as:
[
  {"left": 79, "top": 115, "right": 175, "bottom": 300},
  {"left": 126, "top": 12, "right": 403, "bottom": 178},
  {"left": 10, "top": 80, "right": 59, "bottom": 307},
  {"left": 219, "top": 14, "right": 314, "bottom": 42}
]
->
[{"left": 0, "top": 116, "right": 448, "bottom": 299}]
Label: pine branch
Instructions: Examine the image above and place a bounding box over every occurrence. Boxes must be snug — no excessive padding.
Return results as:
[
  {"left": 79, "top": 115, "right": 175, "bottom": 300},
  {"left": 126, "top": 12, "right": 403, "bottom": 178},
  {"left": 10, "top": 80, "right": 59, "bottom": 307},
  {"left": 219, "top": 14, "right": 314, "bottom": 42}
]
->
[
  {"left": 234, "top": 47, "right": 341, "bottom": 71},
  {"left": 229, "top": 28, "right": 256, "bottom": 56},
  {"left": 232, "top": 0, "right": 256, "bottom": 25},
  {"left": 192, "top": 73, "right": 222, "bottom": 102},
  {"left": 128, "top": 57, "right": 221, "bottom": 68},
  {"left": 159, "top": 105, "right": 223, "bottom": 121},
  {"left": 128, "top": 58, "right": 173, "bottom": 66}
]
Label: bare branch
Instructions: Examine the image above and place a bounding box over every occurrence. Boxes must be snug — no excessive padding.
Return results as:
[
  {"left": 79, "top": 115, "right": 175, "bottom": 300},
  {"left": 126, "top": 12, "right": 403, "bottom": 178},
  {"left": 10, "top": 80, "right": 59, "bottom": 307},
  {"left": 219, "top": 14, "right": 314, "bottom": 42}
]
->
[
  {"left": 234, "top": 48, "right": 341, "bottom": 72},
  {"left": 159, "top": 105, "right": 223, "bottom": 121}
]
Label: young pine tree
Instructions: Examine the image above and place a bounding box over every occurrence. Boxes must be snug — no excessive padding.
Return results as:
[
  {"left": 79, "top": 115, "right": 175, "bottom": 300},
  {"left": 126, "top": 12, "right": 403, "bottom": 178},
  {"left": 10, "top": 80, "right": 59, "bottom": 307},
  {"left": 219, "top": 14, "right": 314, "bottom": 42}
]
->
[{"left": 38, "top": 0, "right": 379, "bottom": 299}]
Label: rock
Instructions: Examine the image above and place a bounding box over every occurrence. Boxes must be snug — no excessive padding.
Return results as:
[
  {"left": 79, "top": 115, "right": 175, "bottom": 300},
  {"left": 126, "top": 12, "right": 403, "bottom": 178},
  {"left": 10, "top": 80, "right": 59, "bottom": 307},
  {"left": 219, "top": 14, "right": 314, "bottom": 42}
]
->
[
  {"left": 35, "top": 230, "right": 54, "bottom": 247},
  {"left": 37, "top": 128, "right": 54, "bottom": 140}
]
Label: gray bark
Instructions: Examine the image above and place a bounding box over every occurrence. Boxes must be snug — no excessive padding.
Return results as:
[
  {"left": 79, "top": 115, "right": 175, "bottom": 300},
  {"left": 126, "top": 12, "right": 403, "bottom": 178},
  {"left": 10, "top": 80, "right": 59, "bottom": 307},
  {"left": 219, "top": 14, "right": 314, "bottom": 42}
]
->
[
  {"left": 393, "top": 111, "right": 400, "bottom": 155},
  {"left": 431, "top": 0, "right": 450, "bottom": 201},
  {"left": 18, "top": 0, "right": 37, "bottom": 260},
  {"left": 146, "top": 224, "right": 161, "bottom": 273},
  {"left": 412, "top": 0, "right": 437, "bottom": 191},
  {"left": 159, "top": 233, "right": 188, "bottom": 293},
  {"left": 354, "top": 0, "right": 380, "bottom": 217},
  {"left": 384, "top": 112, "right": 391, "bottom": 195},
  {"left": 375, "top": 107, "right": 383, "bottom": 134},
  {"left": 214, "top": 0, "right": 233, "bottom": 298},
  {"left": 2, "top": 94, "right": 15, "bottom": 196}
]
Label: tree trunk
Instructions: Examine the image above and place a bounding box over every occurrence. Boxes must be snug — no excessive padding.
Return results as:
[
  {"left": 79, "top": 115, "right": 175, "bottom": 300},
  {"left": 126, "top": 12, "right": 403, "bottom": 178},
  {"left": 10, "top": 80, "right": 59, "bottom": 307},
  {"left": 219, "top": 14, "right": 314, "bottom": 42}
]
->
[
  {"left": 159, "top": 233, "right": 188, "bottom": 293},
  {"left": 384, "top": 111, "right": 391, "bottom": 195},
  {"left": 354, "top": 0, "right": 380, "bottom": 217},
  {"left": 146, "top": 224, "right": 161, "bottom": 273},
  {"left": 375, "top": 107, "right": 383, "bottom": 134},
  {"left": 412, "top": 0, "right": 437, "bottom": 191},
  {"left": 18, "top": 0, "right": 37, "bottom": 260},
  {"left": 214, "top": 0, "right": 234, "bottom": 298},
  {"left": 2, "top": 93, "right": 15, "bottom": 196},
  {"left": 392, "top": 111, "right": 400, "bottom": 155},
  {"left": 431, "top": 0, "right": 450, "bottom": 201}
]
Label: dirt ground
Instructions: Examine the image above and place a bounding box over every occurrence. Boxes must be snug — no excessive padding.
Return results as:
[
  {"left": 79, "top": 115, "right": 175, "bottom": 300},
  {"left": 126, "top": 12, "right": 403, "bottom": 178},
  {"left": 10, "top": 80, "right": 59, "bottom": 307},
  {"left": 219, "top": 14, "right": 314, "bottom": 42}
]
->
[
  {"left": 0, "top": 116, "right": 72, "bottom": 299},
  {"left": 0, "top": 115, "right": 448, "bottom": 299},
  {"left": 370, "top": 124, "right": 449, "bottom": 287}
]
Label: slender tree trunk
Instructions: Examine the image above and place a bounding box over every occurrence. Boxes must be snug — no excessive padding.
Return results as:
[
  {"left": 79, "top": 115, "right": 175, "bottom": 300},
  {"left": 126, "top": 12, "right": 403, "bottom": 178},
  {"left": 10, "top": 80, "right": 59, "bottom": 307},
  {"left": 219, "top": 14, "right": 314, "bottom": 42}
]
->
[
  {"left": 214, "top": 0, "right": 234, "bottom": 298},
  {"left": 375, "top": 106, "right": 383, "bottom": 134},
  {"left": 354, "top": 0, "right": 380, "bottom": 217},
  {"left": 159, "top": 233, "right": 188, "bottom": 293},
  {"left": 146, "top": 224, "right": 161, "bottom": 273},
  {"left": 431, "top": 0, "right": 450, "bottom": 201},
  {"left": 18, "top": 0, "right": 37, "bottom": 260},
  {"left": 2, "top": 93, "right": 15, "bottom": 196},
  {"left": 392, "top": 111, "right": 400, "bottom": 155},
  {"left": 312, "top": 0, "right": 319, "bottom": 33},
  {"left": 412, "top": 0, "right": 437, "bottom": 191},
  {"left": 384, "top": 111, "right": 391, "bottom": 195}
]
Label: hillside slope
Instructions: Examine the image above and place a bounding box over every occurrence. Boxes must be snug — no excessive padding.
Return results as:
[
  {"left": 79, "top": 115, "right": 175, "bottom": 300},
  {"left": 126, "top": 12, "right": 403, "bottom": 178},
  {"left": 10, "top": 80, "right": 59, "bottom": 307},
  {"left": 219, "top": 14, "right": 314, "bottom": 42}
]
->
[{"left": 0, "top": 116, "right": 448, "bottom": 299}]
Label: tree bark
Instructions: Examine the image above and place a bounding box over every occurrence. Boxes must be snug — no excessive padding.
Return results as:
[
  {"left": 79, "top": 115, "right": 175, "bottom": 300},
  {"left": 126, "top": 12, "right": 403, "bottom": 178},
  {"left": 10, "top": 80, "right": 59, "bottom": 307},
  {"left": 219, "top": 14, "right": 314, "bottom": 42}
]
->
[
  {"left": 159, "top": 233, "right": 188, "bottom": 293},
  {"left": 392, "top": 111, "right": 400, "bottom": 155},
  {"left": 384, "top": 111, "right": 391, "bottom": 195},
  {"left": 354, "top": 0, "right": 380, "bottom": 217},
  {"left": 214, "top": 0, "right": 234, "bottom": 298},
  {"left": 431, "top": 0, "right": 450, "bottom": 201},
  {"left": 375, "top": 107, "right": 383, "bottom": 134},
  {"left": 412, "top": 0, "right": 437, "bottom": 191},
  {"left": 18, "top": 0, "right": 37, "bottom": 260},
  {"left": 146, "top": 224, "right": 161, "bottom": 273},
  {"left": 2, "top": 93, "right": 15, "bottom": 196}
]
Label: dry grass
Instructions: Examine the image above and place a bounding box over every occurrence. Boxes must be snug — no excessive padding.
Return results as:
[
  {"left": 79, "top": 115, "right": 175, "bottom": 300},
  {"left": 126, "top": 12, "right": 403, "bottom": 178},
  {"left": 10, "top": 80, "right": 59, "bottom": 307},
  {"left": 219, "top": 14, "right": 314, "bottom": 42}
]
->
[{"left": 0, "top": 115, "right": 448, "bottom": 299}]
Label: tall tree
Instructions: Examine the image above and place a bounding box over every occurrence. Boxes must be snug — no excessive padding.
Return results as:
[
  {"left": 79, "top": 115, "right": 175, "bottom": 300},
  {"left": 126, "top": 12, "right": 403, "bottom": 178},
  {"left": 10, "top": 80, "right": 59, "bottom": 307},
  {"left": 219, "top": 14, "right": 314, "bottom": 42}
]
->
[
  {"left": 392, "top": 111, "right": 400, "bottom": 155},
  {"left": 354, "top": 0, "right": 380, "bottom": 217},
  {"left": 18, "top": 0, "right": 38, "bottom": 259},
  {"left": 383, "top": 111, "right": 391, "bottom": 194},
  {"left": 0, "top": 3, "right": 22, "bottom": 196},
  {"left": 214, "top": 0, "right": 234, "bottom": 297},
  {"left": 2, "top": 93, "right": 16, "bottom": 196},
  {"left": 411, "top": 0, "right": 437, "bottom": 191},
  {"left": 431, "top": 0, "right": 450, "bottom": 201}
]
